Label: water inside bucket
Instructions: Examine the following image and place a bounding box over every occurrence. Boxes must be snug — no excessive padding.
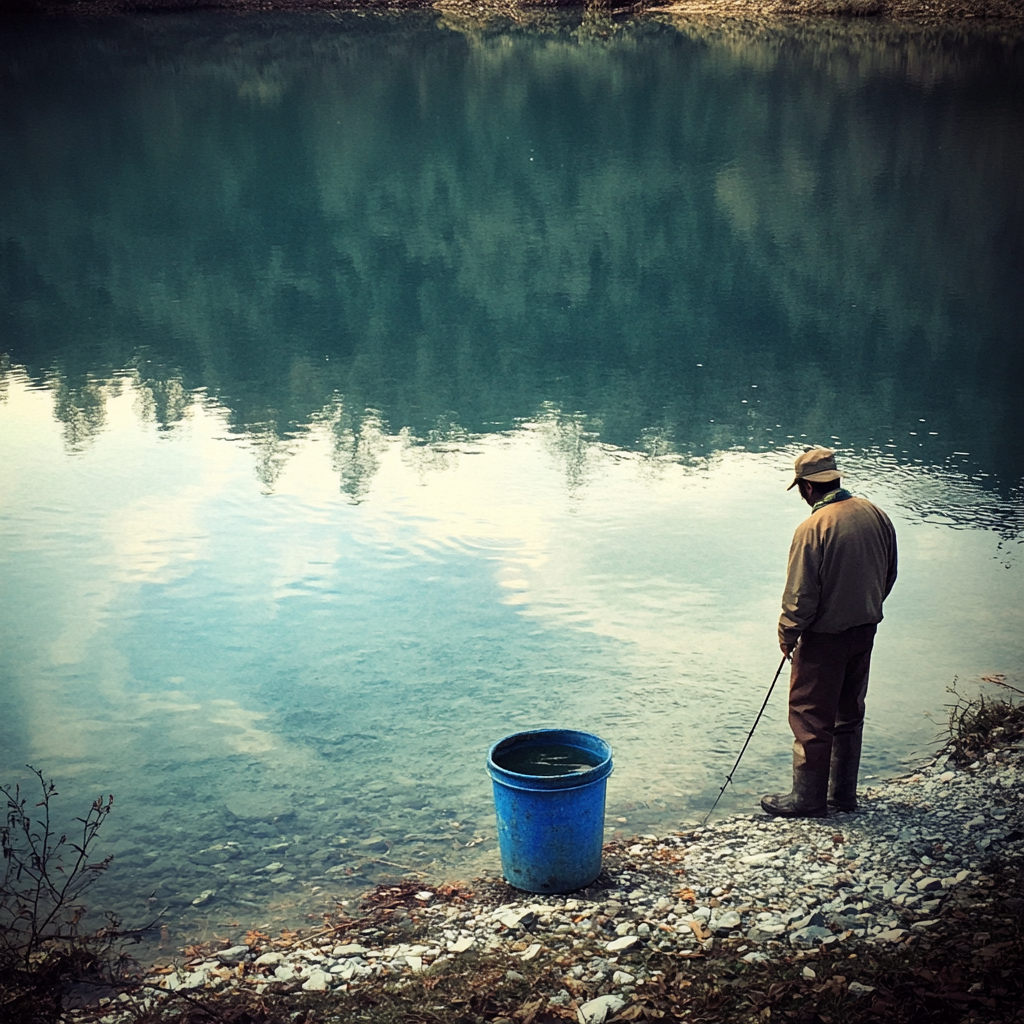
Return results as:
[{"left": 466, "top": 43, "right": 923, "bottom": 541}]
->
[{"left": 494, "top": 742, "right": 604, "bottom": 777}]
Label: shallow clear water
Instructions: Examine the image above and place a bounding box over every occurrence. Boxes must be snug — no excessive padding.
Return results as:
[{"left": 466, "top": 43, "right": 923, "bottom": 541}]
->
[{"left": 1, "top": 12, "right": 1022, "bottom": 957}]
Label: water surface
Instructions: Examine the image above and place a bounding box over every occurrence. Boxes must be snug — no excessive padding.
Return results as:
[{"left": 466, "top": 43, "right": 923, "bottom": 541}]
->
[{"left": 1, "top": 12, "right": 1022, "bottom": 955}]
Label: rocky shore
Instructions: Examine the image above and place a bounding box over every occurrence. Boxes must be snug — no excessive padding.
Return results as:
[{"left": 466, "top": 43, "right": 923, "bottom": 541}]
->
[{"left": 72, "top": 721, "right": 1023, "bottom": 1024}]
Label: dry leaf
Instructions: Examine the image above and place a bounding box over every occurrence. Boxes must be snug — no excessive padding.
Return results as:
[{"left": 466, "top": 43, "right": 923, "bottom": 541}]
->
[
  {"left": 613, "top": 1006, "right": 644, "bottom": 1020},
  {"left": 515, "top": 996, "right": 545, "bottom": 1024}
]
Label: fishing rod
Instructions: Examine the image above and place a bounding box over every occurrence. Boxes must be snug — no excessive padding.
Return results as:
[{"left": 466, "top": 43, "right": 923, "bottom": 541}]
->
[{"left": 701, "top": 653, "right": 789, "bottom": 827}]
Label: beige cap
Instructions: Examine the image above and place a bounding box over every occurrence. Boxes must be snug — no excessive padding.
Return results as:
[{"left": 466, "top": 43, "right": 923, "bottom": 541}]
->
[{"left": 787, "top": 447, "right": 842, "bottom": 490}]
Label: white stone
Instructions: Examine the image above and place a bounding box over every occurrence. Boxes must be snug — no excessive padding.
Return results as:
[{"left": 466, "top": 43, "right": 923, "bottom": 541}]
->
[
  {"left": 301, "top": 970, "right": 330, "bottom": 992},
  {"left": 215, "top": 945, "right": 249, "bottom": 963},
  {"left": 496, "top": 908, "right": 533, "bottom": 929},
  {"left": 578, "top": 994, "right": 627, "bottom": 1024},
  {"left": 332, "top": 943, "right": 368, "bottom": 956},
  {"left": 739, "top": 849, "right": 784, "bottom": 866},
  {"left": 520, "top": 943, "right": 542, "bottom": 961},
  {"left": 802, "top": 966, "right": 816, "bottom": 979},
  {"left": 612, "top": 970, "right": 635, "bottom": 985},
  {"left": 712, "top": 910, "right": 742, "bottom": 931},
  {"left": 449, "top": 936, "right": 475, "bottom": 953},
  {"left": 606, "top": 935, "right": 639, "bottom": 953}
]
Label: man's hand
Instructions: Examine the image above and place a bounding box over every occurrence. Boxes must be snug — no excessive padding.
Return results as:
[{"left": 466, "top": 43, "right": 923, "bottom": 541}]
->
[{"left": 780, "top": 642, "right": 794, "bottom": 660}]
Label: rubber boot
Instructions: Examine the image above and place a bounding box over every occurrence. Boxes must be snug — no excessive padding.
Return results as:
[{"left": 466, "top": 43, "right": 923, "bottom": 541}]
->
[
  {"left": 827, "top": 731, "right": 862, "bottom": 812},
  {"left": 760, "top": 743, "right": 829, "bottom": 818}
]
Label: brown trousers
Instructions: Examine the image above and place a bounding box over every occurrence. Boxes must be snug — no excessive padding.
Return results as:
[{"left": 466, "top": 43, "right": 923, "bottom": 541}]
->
[{"left": 789, "top": 623, "right": 877, "bottom": 771}]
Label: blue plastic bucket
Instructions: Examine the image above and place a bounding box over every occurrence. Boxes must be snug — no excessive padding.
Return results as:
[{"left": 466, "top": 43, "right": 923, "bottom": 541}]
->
[{"left": 487, "top": 728, "right": 613, "bottom": 894}]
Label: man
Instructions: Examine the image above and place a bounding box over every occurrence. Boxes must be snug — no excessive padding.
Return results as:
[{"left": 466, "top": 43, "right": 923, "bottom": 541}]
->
[{"left": 761, "top": 447, "right": 897, "bottom": 818}]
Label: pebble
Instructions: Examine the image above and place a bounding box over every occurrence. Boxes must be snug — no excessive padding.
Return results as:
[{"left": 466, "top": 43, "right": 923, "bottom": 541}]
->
[
  {"left": 579, "top": 994, "right": 626, "bottom": 1023},
  {"left": 215, "top": 945, "right": 250, "bottom": 964},
  {"left": 106, "top": 735, "right": 1019, "bottom": 1019},
  {"left": 332, "top": 942, "right": 368, "bottom": 955},
  {"left": 301, "top": 969, "right": 330, "bottom": 992}
]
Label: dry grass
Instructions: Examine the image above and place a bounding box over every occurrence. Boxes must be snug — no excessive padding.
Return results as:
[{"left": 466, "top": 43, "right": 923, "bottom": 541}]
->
[{"left": 945, "top": 680, "right": 1024, "bottom": 766}]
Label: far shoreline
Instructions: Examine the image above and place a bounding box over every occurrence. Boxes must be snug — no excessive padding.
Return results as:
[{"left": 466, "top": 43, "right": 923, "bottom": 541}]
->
[{"left": 5, "top": 0, "right": 1024, "bottom": 23}]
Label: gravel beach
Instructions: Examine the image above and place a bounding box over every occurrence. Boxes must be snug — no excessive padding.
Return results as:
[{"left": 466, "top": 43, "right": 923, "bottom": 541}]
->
[{"left": 73, "top": 724, "right": 1023, "bottom": 1023}]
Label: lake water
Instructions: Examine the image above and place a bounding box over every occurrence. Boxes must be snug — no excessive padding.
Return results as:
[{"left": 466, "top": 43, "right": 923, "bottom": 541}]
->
[{"left": 1, "top": 12, "right": 1022, "bottom": 956}]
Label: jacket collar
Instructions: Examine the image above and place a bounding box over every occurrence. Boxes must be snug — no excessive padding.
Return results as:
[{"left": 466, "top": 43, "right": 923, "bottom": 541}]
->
[{"left": 812, "top": 488, "right": 853, "bottom": 514}]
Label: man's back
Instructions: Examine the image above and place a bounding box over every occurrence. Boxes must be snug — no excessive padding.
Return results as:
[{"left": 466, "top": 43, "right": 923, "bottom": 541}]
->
[{"left": 780, "top": 494, "right": 897, "bottom": 644}]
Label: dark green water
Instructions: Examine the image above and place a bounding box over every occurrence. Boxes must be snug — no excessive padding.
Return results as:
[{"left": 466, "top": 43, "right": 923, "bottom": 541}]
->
[{"left": 1, "top": 12, "right": 1022, "bottom": 958}]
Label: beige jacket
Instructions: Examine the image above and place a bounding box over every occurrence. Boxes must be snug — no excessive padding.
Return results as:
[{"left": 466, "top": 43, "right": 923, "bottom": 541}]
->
[{"left": 779, "top": 493, "right": 897, "bottom": 647}]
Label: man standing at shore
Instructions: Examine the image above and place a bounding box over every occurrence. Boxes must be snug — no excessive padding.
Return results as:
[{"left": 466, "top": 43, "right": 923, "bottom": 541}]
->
[{"left": 761, "top": 448, "right": 898, "bottom": 818}]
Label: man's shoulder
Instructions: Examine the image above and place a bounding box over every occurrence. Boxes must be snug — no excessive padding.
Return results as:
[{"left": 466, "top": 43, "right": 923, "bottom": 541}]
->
[
  {"left": 844, "top": 495, "right": 893, "bottom": 523},
  {"left": 838, "top": 494, "right": 885, "bottom": 514},
  {"left": 816, "top": 495, "right": 895, "bottom": 534}
]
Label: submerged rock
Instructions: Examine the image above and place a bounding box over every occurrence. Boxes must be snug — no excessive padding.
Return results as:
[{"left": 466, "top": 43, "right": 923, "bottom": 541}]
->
[{"left": 225, "top": 793, "right": 293, "bottom": 822}]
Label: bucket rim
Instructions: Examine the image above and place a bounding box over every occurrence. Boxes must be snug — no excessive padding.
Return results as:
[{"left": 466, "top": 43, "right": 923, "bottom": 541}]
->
[{"left": 487, "top": 728, "right": 612, "bottom": 782}]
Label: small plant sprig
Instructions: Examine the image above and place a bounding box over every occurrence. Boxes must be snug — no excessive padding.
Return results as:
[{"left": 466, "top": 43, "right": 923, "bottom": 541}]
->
[
  {"left": 945, "top": 679, "right": 1024, "bottom": 766},
  {"left": 1, "top": 767, "right": 114, "bottom": 967}
]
